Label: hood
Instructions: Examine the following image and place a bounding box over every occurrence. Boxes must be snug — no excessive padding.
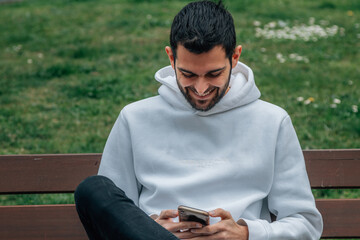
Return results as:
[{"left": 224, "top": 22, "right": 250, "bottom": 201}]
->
[{"left": 155, "top": 61, "right": 261, "bottom": 116}]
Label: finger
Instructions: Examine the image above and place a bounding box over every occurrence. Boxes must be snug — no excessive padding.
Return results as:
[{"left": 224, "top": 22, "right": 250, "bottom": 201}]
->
[
  {"left": 159, "top": 209, "right": 178, "bottom": 219},
  {"left": 190, "top": 224, "right": 218, "bottom": 235},
  {"left": 171, "top": 221, "right": 203, "bottom": 232},
  {"left": 174, "top": 230, "right": 205, "bottom": 239},
  {"left": 156, "top": 218, "right": 175, "bottom": 225},
  {"left": 150, "top": 214, "right": 158, "bottom": 220},
  {"left": 187, "top": 232, "right": 223, "bottom": 240},
  {"left": 209, "top": 208, "right": 232, "bottom": 220}
]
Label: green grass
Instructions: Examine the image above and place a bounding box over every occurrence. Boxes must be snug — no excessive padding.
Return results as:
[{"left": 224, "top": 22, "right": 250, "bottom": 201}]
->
[
  {"left": 0, "top": 193, "right": 74, "bottom": 205},
  {"left": 0, "top": 0, "right": 359, "bottom": 220}
]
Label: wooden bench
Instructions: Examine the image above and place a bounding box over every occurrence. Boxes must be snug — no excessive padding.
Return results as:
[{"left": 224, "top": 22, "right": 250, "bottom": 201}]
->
[{"left": 0, "top": 149, "right": 359, "bottom": 239}]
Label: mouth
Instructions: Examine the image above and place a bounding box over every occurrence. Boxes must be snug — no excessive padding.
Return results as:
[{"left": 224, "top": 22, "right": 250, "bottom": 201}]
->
[{"left": 189, "top": 87, "right": 216, "bottom": 100}]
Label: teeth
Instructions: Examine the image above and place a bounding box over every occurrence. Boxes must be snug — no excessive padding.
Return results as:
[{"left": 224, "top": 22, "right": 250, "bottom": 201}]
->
[
  {"left": 195, "top": 89, "right": 213, "bottom": 97},
  {"left": 196, "top": 92, "right": 209, "bottom": 97}
]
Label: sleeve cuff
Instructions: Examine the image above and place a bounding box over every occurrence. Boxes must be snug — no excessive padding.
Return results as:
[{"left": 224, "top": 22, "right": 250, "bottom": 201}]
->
[{"left": 242, "top": 218, "right": 270, "bottom": 240}]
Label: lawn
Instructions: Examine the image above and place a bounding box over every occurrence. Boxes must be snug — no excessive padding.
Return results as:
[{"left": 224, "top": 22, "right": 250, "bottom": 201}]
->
[{"left": 0, "top": 0, "right": 359, "bottom": 213}]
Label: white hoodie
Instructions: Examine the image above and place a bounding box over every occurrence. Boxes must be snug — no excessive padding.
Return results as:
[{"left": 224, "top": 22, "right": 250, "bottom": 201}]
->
[{"left": 98, "top": 62, "right": 323, "bottom": 239}]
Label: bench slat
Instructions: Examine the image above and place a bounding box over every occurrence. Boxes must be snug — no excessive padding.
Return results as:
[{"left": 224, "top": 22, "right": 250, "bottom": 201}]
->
[
  {"left": 0, "top": 199, "right": 359, "bottom": 239},
  {"left": 304, "top": 149, "right": 360, "bottom": 188},
  {"left": 316, "top": 199, "right": 360, "bottom": 238},
  {"left": 0, "top": 154, "right": 101, "bottom": 194},
  {"left": 0, "top": 204, "right": 87, "bottom": 240},
  {"left": 1, "top": 150, "right": 359, "bottom": 193}
]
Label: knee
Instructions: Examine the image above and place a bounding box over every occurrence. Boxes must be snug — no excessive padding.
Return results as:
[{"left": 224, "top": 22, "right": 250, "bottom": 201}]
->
[
  {"left": 75, "top": 175, "right": 110, "bottom": 208},
  {"left": 74, "top": 175, "right": 132, "bottom": 219}
]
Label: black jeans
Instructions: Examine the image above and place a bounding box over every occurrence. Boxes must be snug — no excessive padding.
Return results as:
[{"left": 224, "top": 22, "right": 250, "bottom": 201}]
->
[{"left": 74, "top": 175, "right": 179, "bottom": 240}]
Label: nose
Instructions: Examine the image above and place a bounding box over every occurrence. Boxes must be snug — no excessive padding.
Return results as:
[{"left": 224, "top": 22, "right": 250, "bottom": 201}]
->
[{"left": 193, "top": 77, "right": 210, "bottom": 95}]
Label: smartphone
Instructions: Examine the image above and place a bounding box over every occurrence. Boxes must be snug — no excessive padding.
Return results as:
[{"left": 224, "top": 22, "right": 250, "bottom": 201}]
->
[{"left": 178, "top": 205, "right": 210, "bottom": 226}]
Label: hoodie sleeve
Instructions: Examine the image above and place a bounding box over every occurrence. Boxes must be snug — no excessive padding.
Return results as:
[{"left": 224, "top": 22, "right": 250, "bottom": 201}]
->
[
  {"left": 243, "top": 115, "right": 323, "bottom": 239},
  {"left": 98, "top": 109, "right": 141, "bottom": 206}
]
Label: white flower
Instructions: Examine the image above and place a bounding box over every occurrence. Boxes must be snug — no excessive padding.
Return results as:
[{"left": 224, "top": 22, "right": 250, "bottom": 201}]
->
[
  {"left": 253, "top": 20, "right": 261, "bottom": 27},
  {"left": 27, "top": 59, "right": 33, "bottom": 64},
  {"left": 303, "top": 97, "right": 314, "bottom": 105},
  {"left": 333, "top": 98, "right": 341, "bottom": 104},
  {"left": 289, "top": 53, "right": 297, "bottom": 59},
  {"left": 267, "top": 21, "right": 277, "bottom": 28},
  {"left": 276, "top": 53, "right": 285, "bottom": 63},
  {"left": 330, "top": 104, "right": 337, "bottom": 108},
  {"left": 289, "top": 53, "right": 309, "bottom": 63},
  {"left": 260, "top": 48, "right": 266, "bottom": 52},
  {"left": 348, "top": 80, "right": 353, "bottom": 85},
  {"left": 297, "top": 96, "right": 304, "bottom": 102},
  {"left": 255, "top": 20, "right": 342, "bottom": 41},
  {"left": 296, "top": 55, "right": 304, "bottom": 61},
  {"left": 304, "top": 99, "right": 311, "bottom": 105},
  {"left": 352, "top": 105, "right": 358, "bottom": 113},
  {"left": 37, "top": 53, "right": 44, "bottom": 58},
  {"left": 278, "top": 20, "right": 287, "bottom": 28},
  {"left": 13, "top": 45, "right": 22, "bottom": 52}
]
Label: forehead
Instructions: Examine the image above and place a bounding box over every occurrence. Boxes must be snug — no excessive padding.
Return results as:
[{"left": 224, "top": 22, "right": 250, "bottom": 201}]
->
[{"left": 175, "top": 45, "right": 228, "bottom": 73}]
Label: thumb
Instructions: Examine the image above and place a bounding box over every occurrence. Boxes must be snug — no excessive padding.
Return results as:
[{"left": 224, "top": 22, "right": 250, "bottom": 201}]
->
[
  {"left": 209, "top": 208, "right": 232, "bottom": 220},
  {"left": 159, "top": 209, "right": 178, "bottom": 219}
]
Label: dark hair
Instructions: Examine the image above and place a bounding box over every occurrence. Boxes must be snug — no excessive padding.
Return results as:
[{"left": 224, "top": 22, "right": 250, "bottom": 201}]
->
[{"left": 170, "top": 0, "right": 236, "bottom": 61}]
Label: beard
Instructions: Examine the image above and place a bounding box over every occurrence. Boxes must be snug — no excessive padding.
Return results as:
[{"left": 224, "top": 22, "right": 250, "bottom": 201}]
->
[{"left": 176, "top": 71, "right": 231, "bottom": 112}]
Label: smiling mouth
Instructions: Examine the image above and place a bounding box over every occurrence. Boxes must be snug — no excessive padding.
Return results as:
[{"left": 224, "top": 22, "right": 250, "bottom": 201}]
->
[{"left": 191, "top": 87, "right": 216, "bottom": 98}]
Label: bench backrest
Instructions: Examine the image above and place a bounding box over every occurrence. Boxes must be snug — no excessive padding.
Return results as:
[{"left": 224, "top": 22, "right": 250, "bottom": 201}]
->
[{"left": 0, "top": 149, "right": 359, "bottom": 239}]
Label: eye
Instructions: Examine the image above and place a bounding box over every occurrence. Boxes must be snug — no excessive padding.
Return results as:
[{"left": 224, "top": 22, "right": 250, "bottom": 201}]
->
[
  {"left": 207, "top": 72, "right": 222, "bottom": 78},
  {"left": 182, "top": 73, "right": 195, "bottom": 78}
]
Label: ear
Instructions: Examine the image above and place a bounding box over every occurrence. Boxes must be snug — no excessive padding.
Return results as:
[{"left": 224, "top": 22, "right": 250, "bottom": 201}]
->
[
  {"left": 165, "top": 46, "right": 175, "bottom": 69},
  {"left": 231, "top": 45, "right": 242, "bottom": 68}
]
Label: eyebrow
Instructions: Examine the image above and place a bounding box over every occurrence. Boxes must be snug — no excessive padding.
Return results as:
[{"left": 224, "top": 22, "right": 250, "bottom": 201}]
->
[{"left": 177, "top": 66, "right": 226, "bottom": 76}]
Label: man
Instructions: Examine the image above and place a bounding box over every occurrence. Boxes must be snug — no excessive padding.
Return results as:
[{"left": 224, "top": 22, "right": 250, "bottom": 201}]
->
[{"left": 75, "top": 1, "right": 323, "bottom": 239}]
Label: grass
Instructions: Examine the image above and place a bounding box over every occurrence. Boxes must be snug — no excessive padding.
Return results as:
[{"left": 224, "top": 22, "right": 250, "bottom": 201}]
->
[{"left": 0, "top": 0, "right": 359, "bottom": 225}]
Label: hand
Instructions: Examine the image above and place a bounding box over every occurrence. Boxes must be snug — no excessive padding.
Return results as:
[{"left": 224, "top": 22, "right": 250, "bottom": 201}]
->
[
  {"left": 152, "top": 209, "right": 204, "bottom": 239},
  {"left": 189, "top": 208, "right": 249, "bottom": 240}
]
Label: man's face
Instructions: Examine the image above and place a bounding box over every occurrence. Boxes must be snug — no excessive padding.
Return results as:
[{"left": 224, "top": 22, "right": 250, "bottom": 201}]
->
[{"left": 170, "top": 45, "right": 233, "bottom": 111}]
